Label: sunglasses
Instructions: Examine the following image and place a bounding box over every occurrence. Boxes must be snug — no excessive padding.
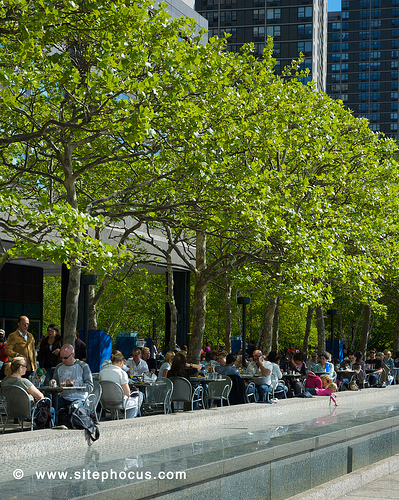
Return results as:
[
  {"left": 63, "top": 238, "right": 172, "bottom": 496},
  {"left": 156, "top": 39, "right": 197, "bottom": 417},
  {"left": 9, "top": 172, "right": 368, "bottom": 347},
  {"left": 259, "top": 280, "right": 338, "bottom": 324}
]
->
[{"left": 61, "top": 353, "right": 72, "bottom": 360}]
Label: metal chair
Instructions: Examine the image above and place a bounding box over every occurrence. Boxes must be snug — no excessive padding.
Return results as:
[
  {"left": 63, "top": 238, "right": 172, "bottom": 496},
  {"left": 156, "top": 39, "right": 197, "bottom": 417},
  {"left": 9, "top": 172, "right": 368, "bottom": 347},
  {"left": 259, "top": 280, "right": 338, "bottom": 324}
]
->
[
  {"left": 246, "top": 381, "right": 258, "bottom": 403},
  {"left": 143, "top": 377, "right": 173, "bottom": 415},
  {"left": 205, "top": 377, "right": 232, "bottom": 408},
  {"left": 2, "top": 385, "right": 51, "bottom": 432},
  {"left": 99, "top": 381, "right": 128, "bottom": 420},
  {"left": 169, "top": 377, "right": 204, "bottom": 411},
  {"left": 272, "top": 380, "right": 288, "bottom": 399},
  {"left": 85, "top": 380, "right": 102, "bottom": 422}
]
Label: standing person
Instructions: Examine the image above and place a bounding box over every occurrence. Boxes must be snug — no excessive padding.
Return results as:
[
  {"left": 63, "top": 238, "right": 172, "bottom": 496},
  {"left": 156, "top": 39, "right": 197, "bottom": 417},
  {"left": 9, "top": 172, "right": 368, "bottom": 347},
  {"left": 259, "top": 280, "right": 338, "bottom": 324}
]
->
[
  {"left": 37, "top": 324, "right": 63, "bottom": 386},
  {"left": 75, "top": 331, "right": 87, "bottom": 362},
  {"left": 6, "top": 316, "right": 37, "bottom": 377},
  {"left": 0, "top": 329, "right": 9, "bottom": 364}
]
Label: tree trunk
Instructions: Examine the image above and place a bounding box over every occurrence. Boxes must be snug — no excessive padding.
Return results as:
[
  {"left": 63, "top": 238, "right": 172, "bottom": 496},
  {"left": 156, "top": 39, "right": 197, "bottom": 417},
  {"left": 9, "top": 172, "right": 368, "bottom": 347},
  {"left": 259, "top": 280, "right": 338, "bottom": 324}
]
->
[
  {"left": 302, "top": 305, "right": 313, "bottom": 354},
  {"left": 166, "top": 254, "right": 178, "bottom": 351},
  {"left": 315, "top": 305, "right": 325, "bottom": 354},
  {"left": 359, "top": 304, "right": 371, "bottom": 354},
  {"left": 88, "top": 284, "right": 97, "bottom": 330},
  {"left": 272, "top": 296, "right": 280, "bottom": 351},
  {"left": 224, "top": 274, "right": 232, "bottom": 353},
  {"left": 394, "top": 301, "right": 399, "bottom": 356},
  {"left": 188, "top": 231, "right": 207, "bottom": 364},
  {"left": 260, "top": 297, "right": 278, "bottom": 356},
  {"left": 63, "top": 263, "right": 81, "bottom": 347}
]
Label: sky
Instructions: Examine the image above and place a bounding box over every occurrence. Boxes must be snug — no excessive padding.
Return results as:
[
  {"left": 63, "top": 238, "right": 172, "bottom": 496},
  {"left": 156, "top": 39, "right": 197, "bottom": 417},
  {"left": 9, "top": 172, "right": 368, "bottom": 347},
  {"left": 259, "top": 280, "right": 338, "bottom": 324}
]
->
[{"left": 328, "top": 0, "right": 341, "bottom": 11}]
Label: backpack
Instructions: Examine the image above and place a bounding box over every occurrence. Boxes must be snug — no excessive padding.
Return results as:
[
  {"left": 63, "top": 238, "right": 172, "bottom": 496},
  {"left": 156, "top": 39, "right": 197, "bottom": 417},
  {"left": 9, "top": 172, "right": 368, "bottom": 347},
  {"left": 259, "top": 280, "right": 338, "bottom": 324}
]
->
[
  {"left": 56, "top": 402, "right": 100, "bottom": 442},
  {"left": 34, "top": 399, "right": 54, "bottom": 429},
  {"left": 69, "top": 402, "right": 100, "bottom": 442}
]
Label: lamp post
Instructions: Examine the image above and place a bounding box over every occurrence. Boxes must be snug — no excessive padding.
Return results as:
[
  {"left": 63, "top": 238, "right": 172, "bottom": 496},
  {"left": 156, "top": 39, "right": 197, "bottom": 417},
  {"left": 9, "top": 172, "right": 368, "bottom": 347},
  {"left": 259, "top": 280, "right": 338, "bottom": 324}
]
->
[
  {"left": 237, "top": 296, "right": 251, "bottom": 368},
  {"left": 327, "top": 309, "right": 338, "bottom": 360}
]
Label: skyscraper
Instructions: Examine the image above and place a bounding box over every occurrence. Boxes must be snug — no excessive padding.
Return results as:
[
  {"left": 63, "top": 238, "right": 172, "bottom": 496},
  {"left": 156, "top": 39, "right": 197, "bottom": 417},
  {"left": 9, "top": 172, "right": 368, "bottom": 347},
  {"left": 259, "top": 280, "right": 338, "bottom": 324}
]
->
[
  {"left": 194, "top": 0, "right": 328, "bottom": 91},
  {"left": 327, "top": 0, "right": 399, "bottom": 140}
]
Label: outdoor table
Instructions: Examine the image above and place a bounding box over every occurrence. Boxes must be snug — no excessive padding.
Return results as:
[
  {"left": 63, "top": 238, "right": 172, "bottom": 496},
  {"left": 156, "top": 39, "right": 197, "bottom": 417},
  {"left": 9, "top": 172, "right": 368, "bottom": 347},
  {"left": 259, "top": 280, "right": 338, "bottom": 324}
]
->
[{"left": 41, "top": 386, "right": 86, "bottom": 413}]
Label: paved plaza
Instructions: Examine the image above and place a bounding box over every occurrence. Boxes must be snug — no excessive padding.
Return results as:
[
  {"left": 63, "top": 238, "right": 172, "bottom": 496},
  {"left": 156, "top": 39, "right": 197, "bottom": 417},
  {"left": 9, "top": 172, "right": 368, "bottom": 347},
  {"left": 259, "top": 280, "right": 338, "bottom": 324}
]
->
[{"left": 2, "top": 387, "right": 399, "bottom": 499}]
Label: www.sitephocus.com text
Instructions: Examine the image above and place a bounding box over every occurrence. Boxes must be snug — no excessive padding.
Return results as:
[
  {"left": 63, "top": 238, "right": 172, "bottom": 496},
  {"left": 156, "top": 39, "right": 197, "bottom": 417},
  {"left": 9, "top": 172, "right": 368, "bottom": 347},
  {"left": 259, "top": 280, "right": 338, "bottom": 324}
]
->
[{"left": 13, "top": 468, "right": 186, "bottom": 482}]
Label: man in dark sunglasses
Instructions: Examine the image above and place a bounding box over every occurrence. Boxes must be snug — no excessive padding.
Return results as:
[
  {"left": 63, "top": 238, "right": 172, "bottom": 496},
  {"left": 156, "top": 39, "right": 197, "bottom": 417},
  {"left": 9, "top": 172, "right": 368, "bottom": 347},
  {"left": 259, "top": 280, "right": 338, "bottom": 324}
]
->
[{"left": 51, "top": 344, "right": 93, "bottom": 409}]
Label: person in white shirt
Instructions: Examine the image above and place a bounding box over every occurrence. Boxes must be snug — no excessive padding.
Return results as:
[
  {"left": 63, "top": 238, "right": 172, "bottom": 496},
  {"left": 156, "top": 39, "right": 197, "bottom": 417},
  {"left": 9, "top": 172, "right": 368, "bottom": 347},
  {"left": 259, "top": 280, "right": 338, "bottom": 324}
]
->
[
  {"left": 247, "top": 350, "right": 272, "bottom": 403},
  {"left": 99, "top": 351, "right": 142, "bottom": 418},
  {"left": 126, "top": 348, "right": 149, "bottom": 375}
]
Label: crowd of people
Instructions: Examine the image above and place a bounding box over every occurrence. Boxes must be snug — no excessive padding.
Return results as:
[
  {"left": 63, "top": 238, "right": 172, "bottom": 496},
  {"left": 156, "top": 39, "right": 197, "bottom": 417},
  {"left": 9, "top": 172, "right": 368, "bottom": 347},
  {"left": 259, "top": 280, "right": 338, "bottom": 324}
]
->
[{"left": 1, "top": 315, "right": 398, "bottom": 430}]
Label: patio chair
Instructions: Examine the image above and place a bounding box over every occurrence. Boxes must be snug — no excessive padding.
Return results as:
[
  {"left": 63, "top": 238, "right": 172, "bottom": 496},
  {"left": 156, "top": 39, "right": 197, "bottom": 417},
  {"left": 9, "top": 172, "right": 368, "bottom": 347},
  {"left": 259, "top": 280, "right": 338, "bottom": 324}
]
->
[
  {"left": 84, "top": 380, "right": 102, "bottom": 422},
  {"left": 246, "top": 381, "right": 258, "bottom": 403},
  {"left": 143, "top": 377, "right": 173, "bottom": 415},
  {"left": 272, "top": 380, "right": 288, "bottom": 399},
  {"left": 169, "top": 377, "right": 204, "bottom": 411},
  {"left": 228, "top": 374, "right": 249, "bottom": 405},
  {"left": 99, "top": 381, "right": 128, "bottom": 420},
  {"left": 205, "top": 377, "right": 232, "bottom": 408},
  {"left": 2, "top": 385, "right": 51, "bottom": 432}
]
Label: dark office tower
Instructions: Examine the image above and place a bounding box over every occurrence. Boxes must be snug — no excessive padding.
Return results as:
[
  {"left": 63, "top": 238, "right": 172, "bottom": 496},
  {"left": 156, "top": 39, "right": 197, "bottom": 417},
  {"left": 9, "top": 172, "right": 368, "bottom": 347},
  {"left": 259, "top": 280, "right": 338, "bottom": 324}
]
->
[
  {"left": 327, "top": 0, "right": 399, "bottom": 140},
  {"left": 194, "top": 0, "right": 328, "bottom": 91}
]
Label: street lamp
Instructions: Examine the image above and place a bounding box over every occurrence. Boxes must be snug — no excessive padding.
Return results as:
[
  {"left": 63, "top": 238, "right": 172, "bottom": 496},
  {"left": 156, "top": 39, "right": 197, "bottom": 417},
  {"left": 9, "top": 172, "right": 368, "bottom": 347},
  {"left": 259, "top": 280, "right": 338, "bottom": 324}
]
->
[{"left": 237, "top": 296, "right": 251, "bottom": 368}]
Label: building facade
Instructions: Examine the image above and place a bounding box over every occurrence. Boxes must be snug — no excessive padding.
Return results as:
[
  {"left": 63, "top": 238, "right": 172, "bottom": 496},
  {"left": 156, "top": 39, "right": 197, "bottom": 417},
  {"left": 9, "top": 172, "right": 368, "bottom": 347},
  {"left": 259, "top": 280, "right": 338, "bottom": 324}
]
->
[
  {"left": 194, "top": 0, "right": 328, "bottom": 91},
  {"left": 327, "top": 0, "right": 399, "bottom": 141}
]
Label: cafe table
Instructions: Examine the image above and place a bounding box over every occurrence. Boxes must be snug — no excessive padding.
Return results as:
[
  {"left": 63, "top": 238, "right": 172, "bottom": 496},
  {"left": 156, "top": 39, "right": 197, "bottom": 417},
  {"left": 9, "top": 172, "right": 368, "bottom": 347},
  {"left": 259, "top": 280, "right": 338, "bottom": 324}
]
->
[{"left": 41, "top": 385, "right": 86, "bottom": 413}]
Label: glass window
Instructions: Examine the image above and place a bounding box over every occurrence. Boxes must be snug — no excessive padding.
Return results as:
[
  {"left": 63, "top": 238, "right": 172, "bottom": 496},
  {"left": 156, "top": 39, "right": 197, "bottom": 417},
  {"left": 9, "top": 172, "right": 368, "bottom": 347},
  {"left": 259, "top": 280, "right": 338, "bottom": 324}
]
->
[
  {"left": 390, "top": 123, "right": 398, "bottom": 131},
  {"left": 254, "top": 9, "right": 265, "bottom": 21},
  {"left": 393, "top": 40, "right": 399, "bottom": 48},
  {"left": 393, "top": 30, "right": 399, "bottom": 38},
  {"left": 221, "top": 11, "right": 236, "bottom": 22},
  {"left": 359, "top": 42, "right": 369, "bottom": 49},
  {"left": 332, "top": 43, "right": 341, "bottom": 51},
  {"left": 332, "top": 22, "right": 341, "bottom": 30},
  {"left": 342, "top": 1, "right": 349, "bottom": 8},
  {"left": 224, "top": 28, "right": 236, "bottom": 37},
  {"left": 298, "top": 41, "right": 312, "bottom": 53},
  {"left": 391, "top": 113, "right": 398, "bottom": 120},
  {"left": 391, "top": 102, "right": 398, "bottom": 111},
  {"left": 359, "top": 21, "right": 369, "bottom": 29},
  {"left": 370, "top": 124, "right": 380, "bottom": 131},
  {"left": 393, "top": 19, "right": 399, "bottom": 27},
  {"left": 342, "top": 12, "right": 349, "bottom": 18},
  {"left": 298, "top": 6, "right": 312, "bottom": 18},
  {"left": 370, "top": 51, "right": 381, "bottom": 59},
  {"left": 359, "top": 63, "right": 369, "bottom": 70},
  {"left": 359, "top": 32, "right": 369, "bottom": 39},
  {"left": 392, "top": 61, "right": 399, "bottom": 68},
  {"left": 394, "top": 9, "right": 399, "bottom": 16},
  {"left": 392, "top": 71, "right": 399, "bottom": 80},
  {"left": 391, "top": 92, "right": 398, "bottom": 99},
  {"left": 266, "top": 8, "right": 280, "bottom": 19},
  {"left": 392, "top": 82, "right": 399, "bottom": 90},
  {"left": 371, "top": 20, "right": 381, "bottom": 28},
  {"left": 266, "top": 26, "right": 280, "bottom": 37},
  {"left": 359, "top": 52, "right": 369, "bottom": 60},
  {"left": 253, "top": 27, "right": 265, "bottom": 38},
  {"left": 298, "top": 24, "right": 312, "bottom": 36}
]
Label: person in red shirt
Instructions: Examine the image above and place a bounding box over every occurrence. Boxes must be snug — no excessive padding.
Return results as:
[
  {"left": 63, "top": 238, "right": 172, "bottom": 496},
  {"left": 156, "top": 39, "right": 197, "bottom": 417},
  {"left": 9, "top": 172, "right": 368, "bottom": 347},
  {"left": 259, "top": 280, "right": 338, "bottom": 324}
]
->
[{"left": 0, "top": 329, "right": 9, "bottom": 364}]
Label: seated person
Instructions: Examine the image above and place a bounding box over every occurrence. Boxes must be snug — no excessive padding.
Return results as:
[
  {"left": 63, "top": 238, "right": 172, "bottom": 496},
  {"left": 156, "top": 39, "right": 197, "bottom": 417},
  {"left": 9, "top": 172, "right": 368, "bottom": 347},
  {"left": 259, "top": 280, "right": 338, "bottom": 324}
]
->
[
  {"left": 306, "top": 352, "right": 318, "bottom": 372},
  {"left": 2, "top": 356, "right": 44, "bottom": 402},
  {"left": 286, "top": 352, "right": 308, "bottom": 396},
  {"left": 215, "top": 352, "right": 227, "bottom": 371},
  {"left": 126, "top": 348, "right": 149, "bottom": 376},
  {"left": 142, "top": 347, "right": 157, "bottom": 374},
  {"left": 313, "top": 352, "right": 334, "bottom": 375},
  {"left": 267, "top": 350, "right": 288, "bottom": 397},
  {"left": 365, "top": 348, "right": 383, "bottom": 387},
  {"left": 340, "top": 351, "right": 363, "bottom": 389},
  {"left": 217, "top": 354, "right": 241, "bottom": 377},
  {"left": 99, "top": 351, "right": 142, "bottom": 418},
  {"left": 52, "top": 344, "right": 93, "bottom": 408},
  {"left": 247, "top": 350, "right": 272, "bottom": 403},
  {"left": 158, "top": 351, "right": 175, "bottom": 378},
  {"left": 384, "top": 350, "right": 395, "bottom": 384},
  {"left": 101, "top": 350, "right": 129, "bottom": 372},
  {"left": 167, "top": 351, "right": 201, "bottom": 379}
]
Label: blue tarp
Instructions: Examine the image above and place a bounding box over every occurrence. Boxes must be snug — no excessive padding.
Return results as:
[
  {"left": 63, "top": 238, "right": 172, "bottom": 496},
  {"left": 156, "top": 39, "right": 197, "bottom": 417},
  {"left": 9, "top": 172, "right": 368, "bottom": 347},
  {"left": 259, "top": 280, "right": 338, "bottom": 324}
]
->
[{"left": 80, "top": 329, "right": 113, "bottom": 374}]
